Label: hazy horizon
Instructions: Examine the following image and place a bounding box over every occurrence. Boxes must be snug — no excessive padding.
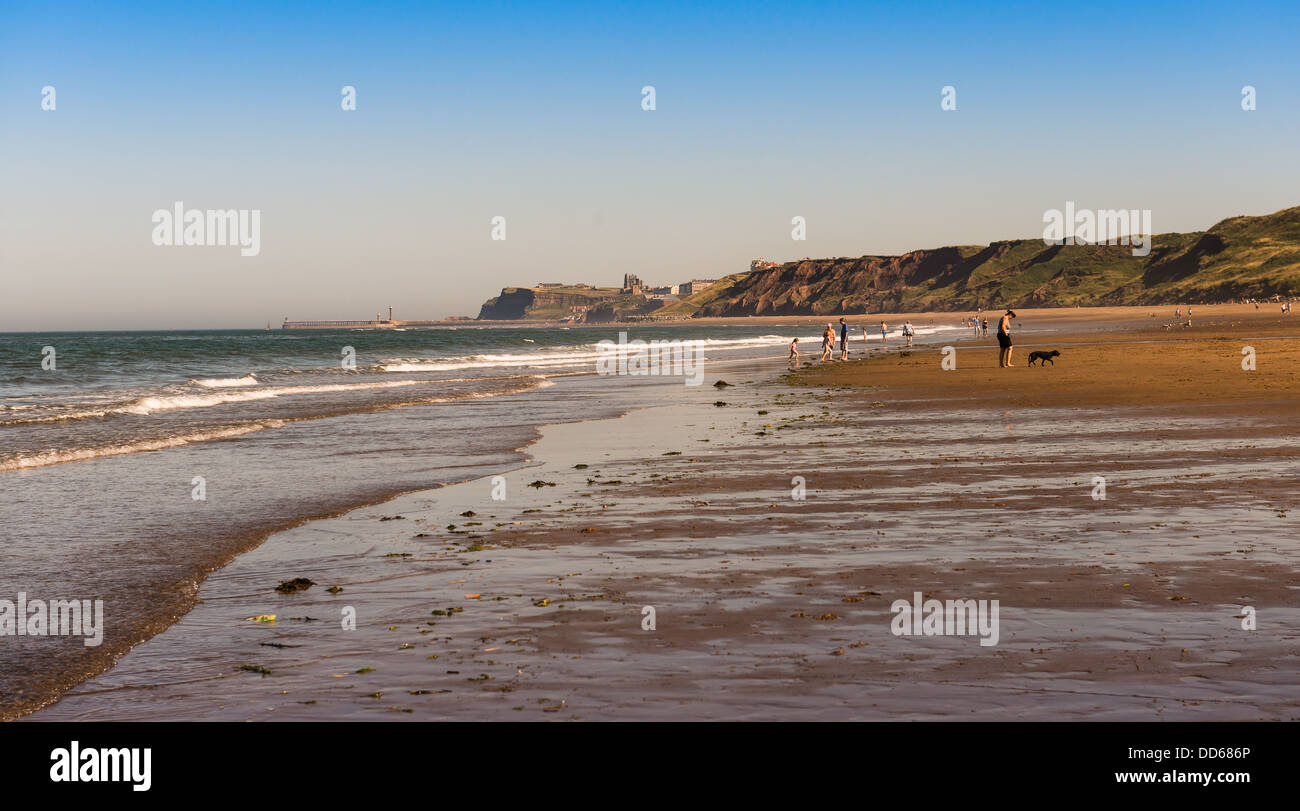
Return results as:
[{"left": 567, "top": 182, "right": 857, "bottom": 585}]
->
[{"left": 4, "top": 0, "right": 1298, "bottom": 330}]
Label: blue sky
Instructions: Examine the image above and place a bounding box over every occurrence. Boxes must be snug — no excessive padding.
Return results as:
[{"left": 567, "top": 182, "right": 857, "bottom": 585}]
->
[{"left": 2, "top": 0, "right": 1298, "bottom": 328}]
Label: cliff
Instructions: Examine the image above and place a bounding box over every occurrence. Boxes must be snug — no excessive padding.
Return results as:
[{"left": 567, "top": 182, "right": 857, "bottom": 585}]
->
[
  {"left": 476, "top": 286, "right": 657, "bottom": 321},
  {"left": 655, "top": 206, "right": 1300, "bottom": 316}
]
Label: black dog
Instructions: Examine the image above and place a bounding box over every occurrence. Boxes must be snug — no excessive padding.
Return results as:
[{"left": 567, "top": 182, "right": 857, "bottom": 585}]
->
[{"left": 1027, "top": 349, "right": 1060, "bottom": 366}]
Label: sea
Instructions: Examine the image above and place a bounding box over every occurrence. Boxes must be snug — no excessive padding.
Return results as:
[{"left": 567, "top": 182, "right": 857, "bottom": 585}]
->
[{"left": 0, "top": 321, "right": 961, "bottom": 717}]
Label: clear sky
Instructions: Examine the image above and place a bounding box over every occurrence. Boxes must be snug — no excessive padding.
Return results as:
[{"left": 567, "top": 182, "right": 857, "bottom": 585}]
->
[{"left": 2, "top": 0, "right": 1298, "bottom": 329}]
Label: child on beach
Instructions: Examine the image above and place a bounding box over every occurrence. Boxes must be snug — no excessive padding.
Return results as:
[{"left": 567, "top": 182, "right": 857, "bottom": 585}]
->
[
  {"left": 880, "top": 322, "right": 888, "bottom": 343},
  {"left": 820, "top": 325, "right": 834, "bottom": 361},
  {"left": 788, "top": 337, "right": 799, "bottom": 368}
]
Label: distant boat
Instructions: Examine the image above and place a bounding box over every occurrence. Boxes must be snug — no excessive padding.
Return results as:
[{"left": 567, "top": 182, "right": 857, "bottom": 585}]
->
[{"left": 523, "top": 338, "right": 535, "bottom": 343}]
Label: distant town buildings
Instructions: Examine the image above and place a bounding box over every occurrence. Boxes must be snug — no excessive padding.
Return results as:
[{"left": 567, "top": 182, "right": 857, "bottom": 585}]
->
[
  {"left": 530, "top": 263, "right": 747, "bottom": 301},
  {"left": 678, "top": 279, "right": 719, "bottom": 296}
]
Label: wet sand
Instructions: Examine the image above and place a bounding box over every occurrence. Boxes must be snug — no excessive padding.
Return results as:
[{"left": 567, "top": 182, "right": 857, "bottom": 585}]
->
[{"left": 26, "top": 305, "right": 1300, "bottom": 721}]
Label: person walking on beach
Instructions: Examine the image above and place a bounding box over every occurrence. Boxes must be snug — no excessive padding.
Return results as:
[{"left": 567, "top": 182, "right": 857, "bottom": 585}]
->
[
  {"left": 902, "top": 320, "right": 914, "bottom": 347},
  {"left": 981, "top": 318, "right": 989, "bottom": 337},
  {"left": 997, "top": 309, "right": 1016, "bottom": 367},
  {"left": 880, "top": 321, "right": 888, "bottom": 343},
  {"left": 788, "top": 337, "right": 799, "bottom": 368},
  {"left": 838, "top": 317, "right": 849, "bottom": 360},
  {"left": 820, "top": 324, "right": 834, "bottom": 362}
]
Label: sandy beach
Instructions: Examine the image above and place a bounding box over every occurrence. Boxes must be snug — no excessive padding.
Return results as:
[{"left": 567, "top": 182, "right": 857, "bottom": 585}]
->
[{"left": 24, "top": 305, "right": 1300, "bottom": 721}]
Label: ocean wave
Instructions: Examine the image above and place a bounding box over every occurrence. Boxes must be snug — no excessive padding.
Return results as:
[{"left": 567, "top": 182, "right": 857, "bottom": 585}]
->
[
  {"left": 0, "top": 421, "right": 285, "bottom": 472},
  {"left": 190, "top": 375, "right": 259, "bottom": 388},
  {"left": 114, "top": 379, "right": 435, "bottom": 416},
  {"left": 0, "top": 380, "right": 431, "bottom": 425},
  {"left": 383, "top": 356, "right": 600, "bottom": 372},
  {"left": 379, "top": 335, "right": 798, "bottom": 372},
  {"left": 0, "top": 376, "right": 553, "bottom": 471}
]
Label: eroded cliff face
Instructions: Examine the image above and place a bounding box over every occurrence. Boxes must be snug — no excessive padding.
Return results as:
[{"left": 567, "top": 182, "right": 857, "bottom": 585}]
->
[
  {"left": 689, "top": 206, "right": 1300, "bottom": 315},
  {"left": 694, "top": 247, "right": 975, "bottom": 316}
]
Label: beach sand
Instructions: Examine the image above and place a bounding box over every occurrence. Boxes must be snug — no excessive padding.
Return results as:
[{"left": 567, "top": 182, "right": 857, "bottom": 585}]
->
[{"left": 27, "top": 305, "right": 1300, "bottom": 721}]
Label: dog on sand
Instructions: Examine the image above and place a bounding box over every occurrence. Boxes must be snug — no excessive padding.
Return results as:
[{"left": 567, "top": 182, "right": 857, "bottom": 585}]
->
[{"left": 1026, "top": 349, "right": 1060, "bottom": 367}]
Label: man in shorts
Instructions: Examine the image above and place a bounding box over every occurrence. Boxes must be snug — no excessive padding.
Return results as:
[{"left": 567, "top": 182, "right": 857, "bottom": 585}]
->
[{"left": 997, "top": 309, "right": 1016, "bottom": 367}]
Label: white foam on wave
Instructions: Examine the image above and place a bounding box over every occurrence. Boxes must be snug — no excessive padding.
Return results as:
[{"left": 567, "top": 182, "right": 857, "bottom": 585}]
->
[
  {"left": 0, "top": 421, "right": 285, "bottom": 472},
  {"left": 190, "top": 375, "right": 259, "bottom": 388},
  {"left": 121, "top": 380, "right": 431, "bottom": 415},
  {"left": 383, "top": 356, "right": 597, "bottom": 372},
  {"left": 3, "top": 380, "right": 430, "bottom": 424},
  {"left": 0, "top": 376, "right": 554, "bottom": 472},
  {"left": 380, "top": 334, "right": 796, "bottom": 372}
]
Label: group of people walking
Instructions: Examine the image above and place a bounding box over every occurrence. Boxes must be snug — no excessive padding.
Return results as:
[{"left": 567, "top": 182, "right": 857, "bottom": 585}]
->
[
  {"left": 786, "top": 309, "right": 1017, "bottom": 368},
  {"left": 788, "top": 317, "right": 917, "bottom": 367}
]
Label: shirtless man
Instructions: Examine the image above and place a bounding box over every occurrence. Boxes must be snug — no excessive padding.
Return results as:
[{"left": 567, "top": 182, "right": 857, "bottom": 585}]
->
[{"left": 997, "top": 310, "right": 1016, "bottom": 367}]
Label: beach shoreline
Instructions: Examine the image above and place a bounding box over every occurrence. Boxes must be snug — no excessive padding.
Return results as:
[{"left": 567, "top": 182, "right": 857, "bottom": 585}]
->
[{"left": 20, "top": 305, "right": 1300, "bottom": 721}]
